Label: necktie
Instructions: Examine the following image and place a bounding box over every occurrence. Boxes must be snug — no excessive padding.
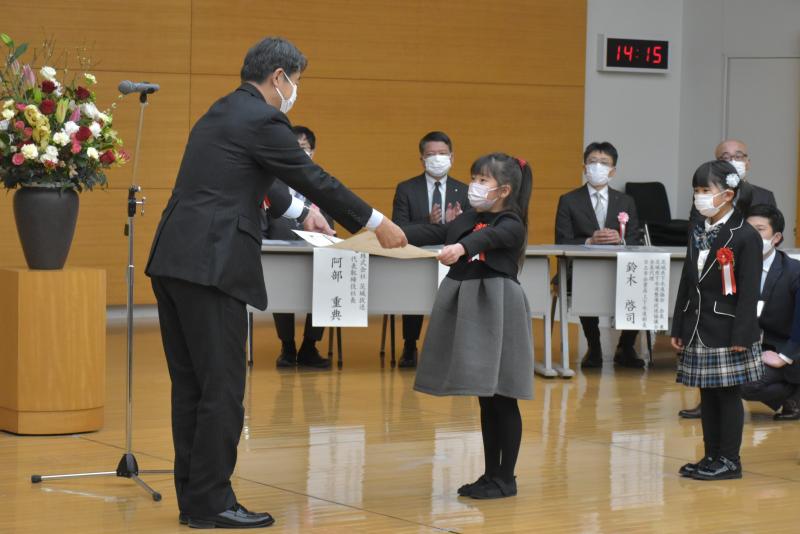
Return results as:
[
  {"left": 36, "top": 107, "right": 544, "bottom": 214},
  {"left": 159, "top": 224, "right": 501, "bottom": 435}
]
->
[
  {"left": 594, "top": 192, "right": 606, "bottom": 229},
  {"left": 432, "top": 181, "right": 443, "bottom": 223}
]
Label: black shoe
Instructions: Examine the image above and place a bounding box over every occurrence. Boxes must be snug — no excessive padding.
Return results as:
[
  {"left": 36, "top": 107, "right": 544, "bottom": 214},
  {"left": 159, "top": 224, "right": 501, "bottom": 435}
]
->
[
  {"left": 691, "top": 456, "right": 742, "bottom": 481},
  {"left": 614, "top": 345, "right": 645, "bottom": 368},
  {"left": 297, "top": 343, "right": 331, "bottom": 369},
  {"left": 398, "top": 346, "right": 417, "bottom": 368},
  {"left": 581, "top": 345, "right": 603, "bottom": 368},
  {"left": 179, "top": 512, "right": 188, "bottom": 525},
  {"left": 275, "top": 345, "right": 297, "bottom": 368},
  {"left": 679, "top": 403, "right": 702, "bottom": 419},
  {"left": 469, "top": 476, "right": 517, "bottom": 499},
  {"left": 774, "top": 399, "right": 800, "bottom": 420},
  {"left": 457, "top": 475, "right": 490, "bottom": 497},
  {"left": 679, "top": 456, "right": 714, "bottom": 477},
  {"left": 187, "top": 503, "right": 275, "bottom": 529}
]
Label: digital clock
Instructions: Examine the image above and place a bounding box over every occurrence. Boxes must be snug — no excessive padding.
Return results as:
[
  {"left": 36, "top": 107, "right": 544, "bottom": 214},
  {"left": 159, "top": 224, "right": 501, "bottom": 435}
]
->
[{"left": 597, "top": 35, "right": 669, "bottom": 73}]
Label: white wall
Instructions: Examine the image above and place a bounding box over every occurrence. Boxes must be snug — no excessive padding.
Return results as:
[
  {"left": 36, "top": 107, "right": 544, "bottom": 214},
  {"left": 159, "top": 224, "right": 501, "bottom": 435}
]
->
[
  {"left": 584, "top": 0, "right": 684, "bottom": 213},
  {"left": 585, "top": 0, "right": 800, "bottom": 228}
]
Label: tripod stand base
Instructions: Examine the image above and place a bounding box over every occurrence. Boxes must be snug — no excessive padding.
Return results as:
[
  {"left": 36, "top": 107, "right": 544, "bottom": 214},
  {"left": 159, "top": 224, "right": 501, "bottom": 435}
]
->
[{"left": 31, "top": 453, "right": 172, "bottom": 501}]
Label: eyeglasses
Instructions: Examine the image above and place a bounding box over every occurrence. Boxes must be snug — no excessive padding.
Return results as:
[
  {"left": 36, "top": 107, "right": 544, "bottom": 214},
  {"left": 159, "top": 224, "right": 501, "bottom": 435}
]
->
[{"left": 718, "top": 152, "right": 748, "bottom": 162}]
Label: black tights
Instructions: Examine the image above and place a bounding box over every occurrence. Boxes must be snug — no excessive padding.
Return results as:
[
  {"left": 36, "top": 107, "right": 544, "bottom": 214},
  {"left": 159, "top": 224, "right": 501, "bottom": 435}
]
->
[
  {"left": 478, "top": 395, "right": 522, "bottom": 483},
  {"left": 699, "top": 386, "right": 744, "bottom": 461}
]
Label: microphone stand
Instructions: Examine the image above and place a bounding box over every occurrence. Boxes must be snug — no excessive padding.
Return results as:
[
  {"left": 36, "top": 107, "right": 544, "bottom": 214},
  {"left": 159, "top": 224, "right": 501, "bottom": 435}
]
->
[{"left": 31, "top": 89, "right": 172, "bottom": 501}]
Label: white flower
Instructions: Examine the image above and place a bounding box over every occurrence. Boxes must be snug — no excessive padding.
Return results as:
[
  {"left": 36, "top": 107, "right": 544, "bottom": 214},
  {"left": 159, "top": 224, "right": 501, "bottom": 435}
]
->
[
  {"left": 726, "top": 173, "right": 740, "bottom": 188},
  {"left": 86, "top": 147, "right": 99, "bottom": 160},
  {"left": 89, "top": 121, "right": 102, "bottom": 138},
  {"left": 81, "top": 102, "right": 100, "bottom": 120},
  {"left": 40, "top": 152, "right": 59, "bottom": 165},
  {"left": 1, "top": 108, "right": 14, "bottom": 120},
  {"left": 52, "top": 131, "right": 70, "bottom": 146},
  {"left": 40, "top": 66, "right": 57, "bottom": 81},
  {"left": 45, "top": 145, "right": 59, "bottom": 158},
  {"left": 2, "top": 99, "right": 13, "bottom": 109},
  {"left": 84, "top": 73, "right": 97, "bottom": 85},
  {"left": 0, "top": 119, "right": 8, "bottom": 131},
  {"left": 54, "top": 81, "right": 64, "bottom": 97},
  {"left": 9, "top": 145, "right": 17, "bottom": 153},
  {"left": 68, "top": 100, "right": 77, "bottom": 111},
  {"left": 21, "top": 144, "right": 39, "bottom": 160},
  {"left": 63, "top": 121, "right": 79, "bottom": 136},
  {"left": 97, "top": 112, "right": 110, "bottom": 124}
]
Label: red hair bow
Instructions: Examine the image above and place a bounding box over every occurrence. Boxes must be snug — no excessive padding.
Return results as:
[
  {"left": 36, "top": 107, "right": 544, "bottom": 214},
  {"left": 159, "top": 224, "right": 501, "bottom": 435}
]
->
[{"left": 516, "top": 157, "right": 527, "bottom": 169}]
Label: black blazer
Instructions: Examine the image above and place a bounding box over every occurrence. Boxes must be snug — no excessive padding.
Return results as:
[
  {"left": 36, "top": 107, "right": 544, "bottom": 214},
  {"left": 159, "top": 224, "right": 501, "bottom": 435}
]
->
[
  {"left": 689, "top": 182, "right": 777, "bottom": 226},
  {"left": 777, "top": 285, "right": 800, "bottom": 383},
  {"left": 392, "top": 174, "right": 469, "bottom": 226},
  {"left": 760, "top": 250, "right": 800, "bottom": 350},
  {"left": 146, "top": 83, "right": 373, "bottom": 310},
  {"left": 671, "top": 210, "right": 763, "bottom": 348},
  {"left": 403, "top": 210, "right": 526, "bottom": 279},
  {"left": 555, "top": 185, "right": 643, "bottom": 245}
]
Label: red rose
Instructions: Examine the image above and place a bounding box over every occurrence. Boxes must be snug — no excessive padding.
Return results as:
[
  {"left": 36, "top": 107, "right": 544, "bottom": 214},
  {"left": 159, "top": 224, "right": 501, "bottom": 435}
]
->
[
  {"left": 14, "top": 120, "right": 24, "bottom": 130},
  {"left": 75, "top": 86, "right": 91, "bottom": 101},
  {"left": 22, "top": 127, "right": 32, "bottom": 139},
  {"left": 75, "top": 126, "right": 92, "bottom": 141},
  {"left": 39, "top": 99, "right": 56, "bottom": 115},
  {"left": 41, "top": 80, "right": 56, "bottom": 94},
  {"left": 12, "top": 153, "right": 25, "bottom": 166},
  {"left": 71, "top": 141, "right": 82, "bottom": 154},
  {"left": 99, "top": 150, "right": 116, "bottom": 165}
]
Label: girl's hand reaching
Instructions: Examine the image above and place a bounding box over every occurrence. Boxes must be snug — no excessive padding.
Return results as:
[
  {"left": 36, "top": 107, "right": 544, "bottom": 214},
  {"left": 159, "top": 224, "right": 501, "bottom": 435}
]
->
[{"left": 438, "top": 244, "right": 466, "bottom": 266}]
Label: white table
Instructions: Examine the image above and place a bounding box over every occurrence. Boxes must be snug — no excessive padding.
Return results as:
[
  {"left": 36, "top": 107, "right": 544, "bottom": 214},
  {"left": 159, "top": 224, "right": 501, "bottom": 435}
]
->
[
  {"left": 255, "top": 243, "right": 560, "bottom": 375},
  {"left": 555, "top": 245, "right": 687, "bottom": 376}
]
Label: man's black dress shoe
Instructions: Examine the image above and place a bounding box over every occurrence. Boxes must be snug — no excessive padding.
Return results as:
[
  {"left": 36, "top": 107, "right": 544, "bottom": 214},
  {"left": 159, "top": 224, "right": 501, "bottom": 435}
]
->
[
  {"left": 398, "top": 347, "right": 417, "bottom": 368},
  {"left": 275, "top": 345, "right": 297, "bottom": 368},
  {"left": 297, "top": 344, "right": 331, "bottom": 369},
  {"left": 774, "top": 399, "right": 800, "bottom": 420},
  {"left": 679, "top": 456, "right": 713, "bottom": 477},
  {"left": 691, "top": 456, "right": 742, "bottom": 480},
  {"left": 179, "top": 512, "right": 188, "bottom": 525},
  {"left": 581, "top": 346, "right": 603, "bottom": 368},
  {"left": 679, "top": 403, "right": 702, "bottom": 419},
  {"left": 614, "top": 345, "right": 645, "bottom": 368},
  {"left": 187, "top": 503, "right": 275, "bottom": 529}
]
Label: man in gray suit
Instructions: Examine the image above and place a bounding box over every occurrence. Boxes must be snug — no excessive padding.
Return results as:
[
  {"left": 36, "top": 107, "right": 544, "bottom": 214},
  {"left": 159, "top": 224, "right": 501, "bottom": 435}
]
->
[{"left": 555, "top": 141, "right": 644, "bottom": 369}]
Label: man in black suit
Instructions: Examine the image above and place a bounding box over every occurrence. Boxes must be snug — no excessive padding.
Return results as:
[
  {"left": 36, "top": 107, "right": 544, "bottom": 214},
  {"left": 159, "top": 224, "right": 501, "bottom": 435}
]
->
[
  {"left": 263, "top": 126, "right": 331, "bottom": 369},
  {"left": 555, "top": 141, "right": 644, "bottom": 369},
  {"left": 741, "top": 205, "right": 800, "bottom": 419},
  {"left": 391, "top": 131, "right": 468, "bottom": 368},
  {"left": 146, "top": 37, "right": 406, "bottom": 529},
  {"left": 680, "top": 139, "right": 778, "bottom": 418}
]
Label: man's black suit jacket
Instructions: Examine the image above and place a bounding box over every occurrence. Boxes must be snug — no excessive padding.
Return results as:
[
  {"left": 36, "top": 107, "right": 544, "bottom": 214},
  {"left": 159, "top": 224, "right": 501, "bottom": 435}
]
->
[
  {"left": 555, "top": 185, "right": 643, "bottom": 245},
  {"left": 146, "top": 83, "right": 372, "bottom": 310},
  {"left": 392, "top": 174, "right": 469, "bottom": 226},
  {"left": 759, "top": 250, "right": 800, "bottom": 383}
]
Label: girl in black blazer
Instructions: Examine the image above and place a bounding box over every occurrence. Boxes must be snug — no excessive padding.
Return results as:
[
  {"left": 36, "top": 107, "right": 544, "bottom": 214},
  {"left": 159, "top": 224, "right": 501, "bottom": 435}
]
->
[{"left": 671, "top": 160, "right": 763, "bottom": 481}]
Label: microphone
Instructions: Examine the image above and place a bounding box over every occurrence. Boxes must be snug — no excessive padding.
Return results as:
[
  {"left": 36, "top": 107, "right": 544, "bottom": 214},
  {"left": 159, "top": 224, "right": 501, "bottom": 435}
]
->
[{"left": 118, "top": 80, "right": 160, "bottom": 95}]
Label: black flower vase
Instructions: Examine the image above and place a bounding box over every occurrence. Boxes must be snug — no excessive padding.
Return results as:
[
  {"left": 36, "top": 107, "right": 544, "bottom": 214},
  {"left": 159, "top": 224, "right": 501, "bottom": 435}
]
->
[{"left": 13, "top": 186, "right": 79, "bottom": 270}]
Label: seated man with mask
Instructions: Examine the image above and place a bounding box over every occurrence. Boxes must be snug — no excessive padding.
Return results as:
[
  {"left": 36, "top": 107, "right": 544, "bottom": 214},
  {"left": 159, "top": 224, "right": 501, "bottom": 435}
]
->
[{"left": 741, "top": 204, "right": 800, "bottom": 419}]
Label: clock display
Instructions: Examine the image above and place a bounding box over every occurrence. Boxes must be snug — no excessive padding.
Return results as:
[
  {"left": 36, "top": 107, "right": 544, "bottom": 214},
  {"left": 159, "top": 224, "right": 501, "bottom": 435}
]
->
[{"left": 601, "top": 37, "right": 669, "bottom": 72}]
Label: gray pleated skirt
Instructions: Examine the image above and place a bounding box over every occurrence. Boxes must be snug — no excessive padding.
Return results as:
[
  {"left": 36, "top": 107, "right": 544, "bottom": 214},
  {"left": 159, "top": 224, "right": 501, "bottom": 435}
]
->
[{"left": 413, "top": 276, "right": 534, "bottom": 400}]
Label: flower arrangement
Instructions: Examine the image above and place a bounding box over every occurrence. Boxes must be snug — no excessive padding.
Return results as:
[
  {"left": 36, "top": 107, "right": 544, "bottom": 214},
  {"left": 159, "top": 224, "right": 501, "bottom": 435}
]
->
[
  {"left": 0, "top": 34, "right": 127, "bottom": 191},
  {"left": 617, "top": 211, "right": 629, "bottom": 244}
]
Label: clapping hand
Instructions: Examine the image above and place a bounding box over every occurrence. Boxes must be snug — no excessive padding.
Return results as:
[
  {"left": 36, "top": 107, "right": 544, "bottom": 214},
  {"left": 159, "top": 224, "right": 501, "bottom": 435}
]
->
[
  {"left": 445, "top": 202, "right": 463, "bottom": 223},
  {"left": 590, "top": 228, "right": 622, "bottom": 245},
  {"left": 430, "top": 203, "right": 443, "bottom": 224}
]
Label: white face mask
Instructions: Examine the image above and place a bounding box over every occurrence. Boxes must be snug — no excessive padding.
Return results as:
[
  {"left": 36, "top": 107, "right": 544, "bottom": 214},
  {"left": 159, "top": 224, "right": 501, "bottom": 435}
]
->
[
  {"left": 275, "top": 71, "right": 297, "bottom": 114},
  {"left": 763, "top": 238, "right": 775, "bottom": 256},
  {"left": 694, "top": 191, "right": 726, "bottom": 218},
  {"left": 585, "top": 163, "right": 612, "bottom": 187},
  {"left": 468, "top": 182, "right": 498, "bottom": 210},
  {"left": 424, "top": 154, "right": 452, "bottom": 178},
  {"left": 731, "top": 159, "right": 747, "bottom": 178}
]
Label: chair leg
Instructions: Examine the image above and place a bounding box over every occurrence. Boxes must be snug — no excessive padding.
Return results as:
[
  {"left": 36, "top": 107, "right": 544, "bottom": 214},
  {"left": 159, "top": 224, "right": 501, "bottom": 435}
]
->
[
  {"left": 379, "top": 314, "right": 388, "bottom": 368},
  {"left": 390, "top": 314, "right": 396, "bottom": 368},
  {"left": 337, "top": 327, "right": 343, "bottom": 369},
  {"left": 646, "top": 330, "right": 654, "bottom": 365},
  {"left": 550, "top": 294, "right": 558, "bottom": 334},
  {"left": 327, "top": 327, "right": 334, "bottom": 358},
  {"left": 247, "top": 312, "right": 254, "bottom": 368}
]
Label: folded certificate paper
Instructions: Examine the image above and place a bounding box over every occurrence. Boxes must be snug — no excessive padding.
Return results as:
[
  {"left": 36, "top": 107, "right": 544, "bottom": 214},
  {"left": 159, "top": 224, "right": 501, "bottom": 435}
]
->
[
  {"left": 331, "top": 232, "right": 438, "bottom": 259},
  {"left": 291, "top": 230, "right": 343, "bottom": 247}
]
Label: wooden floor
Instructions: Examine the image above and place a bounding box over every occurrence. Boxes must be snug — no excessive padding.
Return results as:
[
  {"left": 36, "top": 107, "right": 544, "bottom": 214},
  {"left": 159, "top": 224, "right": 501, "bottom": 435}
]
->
[{"left": 3, "top": 317, "right": 800, "bottom": 533}]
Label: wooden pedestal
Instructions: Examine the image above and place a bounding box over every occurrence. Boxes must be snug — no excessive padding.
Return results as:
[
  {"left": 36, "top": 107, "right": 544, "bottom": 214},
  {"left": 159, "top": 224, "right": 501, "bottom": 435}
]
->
[{"left": 0, "top": 268, "right": 106, "bottom": 434}]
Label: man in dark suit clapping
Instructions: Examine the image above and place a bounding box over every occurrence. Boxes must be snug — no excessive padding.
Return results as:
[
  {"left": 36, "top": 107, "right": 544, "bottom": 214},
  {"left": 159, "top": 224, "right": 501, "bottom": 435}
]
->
[
  {"left": 146, "top": 37, "right": 406, "bottom": 529},
  {"left": 391, "top": 131, "right": 468, "bottom": 367},
  {"left": 555, "top": 141, "right": 644, "bottom": 369}
]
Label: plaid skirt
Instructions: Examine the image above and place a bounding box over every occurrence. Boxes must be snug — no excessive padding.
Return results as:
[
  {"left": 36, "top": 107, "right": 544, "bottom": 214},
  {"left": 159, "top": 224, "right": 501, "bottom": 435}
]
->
[{"left": 676, "top": 341, "right": 763, "bottom": 388}]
